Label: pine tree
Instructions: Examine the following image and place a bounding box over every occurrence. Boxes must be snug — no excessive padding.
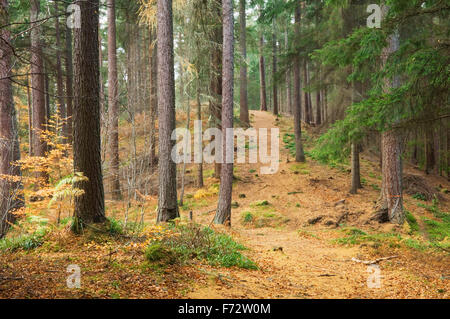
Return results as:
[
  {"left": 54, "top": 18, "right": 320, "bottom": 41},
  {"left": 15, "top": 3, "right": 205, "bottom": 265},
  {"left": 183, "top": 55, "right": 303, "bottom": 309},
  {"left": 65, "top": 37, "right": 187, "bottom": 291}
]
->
[
  {"left": 107, "top": 0, "right": 122, "bottom": 200},
  {"left": 73, "top": 0, "right": 106, "bottom": 230},
  {"left": 215, "top": 0, "right": 234, "bottom": 225},
  {"left": 30, "top": 0, "right": 47, "bottom": 174},
  {"left": 293, "top": 1, "right": 305, "bottom": 163},
  {"left": 0, "top": 0, "right": 23, "bottom": 238},
  {"left": 156, "top": 0, "right": 179, "bottom": 222},
  {"left": 239, "top": 0, "right": 249, "bottom": 125}
]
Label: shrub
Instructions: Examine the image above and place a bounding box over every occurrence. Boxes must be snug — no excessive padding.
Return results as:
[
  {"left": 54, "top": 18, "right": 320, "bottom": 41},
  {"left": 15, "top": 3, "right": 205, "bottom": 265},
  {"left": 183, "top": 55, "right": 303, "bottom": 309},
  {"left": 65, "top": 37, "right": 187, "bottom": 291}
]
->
[
  {"left": 145, "top": 224, "right": 257, "bottom": 270},
  {"left": 0, "top": 232, "right": 45, "bottom": 252},
  {"left": 145, "top": 242, "right": 177, "bottom": 264}
]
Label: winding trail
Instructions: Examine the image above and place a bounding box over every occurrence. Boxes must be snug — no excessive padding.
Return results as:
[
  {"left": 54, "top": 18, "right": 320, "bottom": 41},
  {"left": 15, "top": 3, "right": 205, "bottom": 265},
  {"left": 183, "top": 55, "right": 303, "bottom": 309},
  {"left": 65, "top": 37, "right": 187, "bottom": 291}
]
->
[{"left": 187, "top": 111, "right": 449, "bottom": 299}]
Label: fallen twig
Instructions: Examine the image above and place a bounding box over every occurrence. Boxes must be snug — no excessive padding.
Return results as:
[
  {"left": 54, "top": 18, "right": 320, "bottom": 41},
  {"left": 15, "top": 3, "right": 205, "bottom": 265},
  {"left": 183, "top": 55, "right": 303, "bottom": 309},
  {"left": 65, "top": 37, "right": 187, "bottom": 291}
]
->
[
  {"left": 0, "top": 276, "right": 24, "bottom": 281},
  {"left": 351, "top": 256, "right": 398, "bottom": 265}
]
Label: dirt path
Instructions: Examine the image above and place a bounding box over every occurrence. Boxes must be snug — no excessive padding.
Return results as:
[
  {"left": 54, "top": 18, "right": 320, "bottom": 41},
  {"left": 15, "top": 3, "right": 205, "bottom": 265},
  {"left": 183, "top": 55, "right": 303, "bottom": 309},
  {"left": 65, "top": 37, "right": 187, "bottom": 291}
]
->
[
  {"left": 0, "top": 111, "right": 447, "bottom": 299},
  {"left": 187, "top": 111, "right": 449, "bottom": 299}
]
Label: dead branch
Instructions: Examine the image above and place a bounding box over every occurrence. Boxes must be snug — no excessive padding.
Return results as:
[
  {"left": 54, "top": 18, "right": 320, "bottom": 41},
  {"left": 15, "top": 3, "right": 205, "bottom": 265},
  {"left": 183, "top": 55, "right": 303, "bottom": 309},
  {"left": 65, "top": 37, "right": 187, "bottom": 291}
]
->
[{"left": 351, "top": 256, "right": 398, "bottom": 265}]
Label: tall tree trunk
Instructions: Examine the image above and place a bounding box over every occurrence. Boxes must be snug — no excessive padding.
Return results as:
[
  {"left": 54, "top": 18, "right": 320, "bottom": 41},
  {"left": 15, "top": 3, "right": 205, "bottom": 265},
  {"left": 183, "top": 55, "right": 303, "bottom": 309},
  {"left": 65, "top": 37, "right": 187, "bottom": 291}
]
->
[
  {"left": 210, "top": 0, "right": 223, "bottom": 179},
  {"left": 434, "top": 124, "right": 440, "bottom": 175},
  {"left": 27, "top": 75, "right": 33, "bottom": 155},
  {"left": 65, "top": 24, "right": 73, "bottom": 144},
  {"left": 293, "top": 2, "right": 305, "bottom": 163},
  {"left": 178, "top": 32, "right": 184, "bottom": 109},
  {"left": 239, "top": 0, "right": 249, "bottom": 125},
  {"left": 215, "top": 0, "right": 234, "bottom": 225},
  {"left": 98, "top": 30, "right": 105, "bottom": 123},
  {"left": 285, "top": 27, "right": 292, "bottom": 115},
  {"left": 411, "top": 129, "right": 418, "bottom": 165},
  {"left": 302, "top": 60, "right": 311, "bottom": 124},
  {"left": 425, "top": 126, "right": 435, "bottom": 174},
  {"left": 350, "top": 80, "right": 363, "bottom": 193},
  {"left": 107, "top": 0, "right": 122, "bottom": 200},
  {"left": 156, "top": 0, "right": 179, "bottom": 222},
  {"left": 30, "top": 0, "right": 47, "bottom": 164},
  {"left": 54, "top": 1, "right": 65, "bottom": 137},
  {"left": 350, "top": 143, "right": 362, "bottom": 194},
  {"left": 378, "top": 5, "right": 403, "bottom": 224},
  {"left": 0, "top": 0, "right": 23, "bottom": 238},
  {"left": 149, "top": 28, "right": 157, "bottom": 172},
  {"left": 196, "top": 86, "right": 204, "bottom": 188},
  {"left": 315, "top": 65, "right": 322, "bottom": 125},
  {"left": 44, "top": 62, "right": 50, "bottom": 127},
  {"left": 272, "top": 25, "right": 278, "bottom": 116},
  {"left": 323, "top": 87, "right": 328, "bottom": 123},
  {"left": 179, "top": 98, "right": 191, "bottom": 206},
  {"left": 447, "top": 118, "right": 450, "bottom": 181},
  {"left": 380, "top": 129, "right": 404, "bottom": 224},
  {"left": 259, "top": 35, "right": 267, "bottom": 111},
  {"left": 73, "top": 0, "right": 106, "bottom": 230},
  {"left": 315, "top": 91, "right": 321, "bottom": 125}
]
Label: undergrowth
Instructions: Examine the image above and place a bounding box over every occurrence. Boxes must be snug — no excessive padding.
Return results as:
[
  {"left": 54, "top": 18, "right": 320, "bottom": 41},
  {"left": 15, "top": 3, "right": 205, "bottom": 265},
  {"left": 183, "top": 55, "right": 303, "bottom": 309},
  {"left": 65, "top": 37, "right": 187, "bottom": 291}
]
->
[
  {"left": 144, "top": 223, "right": 258, "bottom": 270},
  {"left": 240, "top": 200, "right": 289, "bottom": 228}
]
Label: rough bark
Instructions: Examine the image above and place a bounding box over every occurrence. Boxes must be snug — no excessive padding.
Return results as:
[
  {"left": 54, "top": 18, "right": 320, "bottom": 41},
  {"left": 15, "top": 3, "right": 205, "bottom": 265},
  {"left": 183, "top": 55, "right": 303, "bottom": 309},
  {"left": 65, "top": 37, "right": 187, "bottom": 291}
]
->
[
  {"left": 156, "top": 0, "right": 179, "bottom": 222},
  {"left": 350, "top": 79, "right": 363, "bottom": 193},
  {"left": 215, "top": 0, "right": 234, "bottom": 225},
  {"left": 107, "top": 0, "right": 121, "bottom": 200},
  {"left": 425, "top": 125, "right": 436, "bottom": 174},
  {"left": 285, "top": 28, "right": 292, "bottom": 115},
  {"left": 315, "top": 90, "right": 321, "bottom": 125},
  {"left": 378, "top": 5, "right": 404, "bottom": 224},
  {"left": 210, "top": 0, "right": 223, "bottom": 179},
  {"left": 425, "top": 126, "right": 435, "bottom": 174},
  {"left": 380, "top": 130, "right": 404, "bottom": 224},
  {"left": 196, "top": 86, "right": 204, "bottom": 188},
  {"left": 30, "top": 0, "right": 47, "bottom": 163},
  {"left": 65, "top": 24, "right": 73, "bottom": 144},
  {"left": 54, "top": 1, "right": 65, "bottom": 136},
  {"left": 411, "top": 128, "right": 418, "bottom": 165},
  {"left": 259, "top": 35, "right": 267, "bottom": 111},
  {"left": 239, "top": 0, "right": 249, "bottom": 125},
  {"left": 447, "top": 119, "right": 450, "bottom": 181},
  {"left": 302, "top": 60, "right": 311, "bottom": 124},
  {"left": 149, "top": 29, "right": 157, "bottom": 172},
  {"left": 350, "top": 143, "right": 362, "bottom": 194},
  {"left": 293, "top": 3, "right": 305, "bottom": 163},
  {"left": 0, "top": 0, "right": 23, "bottom": 238},
  {"left": 272, "top": 26, "right": 278, "bottom": 116},
  {"left": 73, "top": 0, "right": 106, "bottom": 230},
  {"left": 27, "top": 75, "right": 32, "bottom": 155}
]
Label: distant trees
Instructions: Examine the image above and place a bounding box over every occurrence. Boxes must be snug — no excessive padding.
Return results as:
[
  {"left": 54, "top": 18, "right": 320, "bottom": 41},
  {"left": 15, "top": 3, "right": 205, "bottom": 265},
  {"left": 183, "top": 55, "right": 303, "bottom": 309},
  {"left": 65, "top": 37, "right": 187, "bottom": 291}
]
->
[
  {"left": 73, "top": 0, "right": 106, "bottom": 230},
  {"left": 0, "top": 0, "right": 446, "bottom": 240},
  {"left": 215, "top": 0, "right": 234, "bottom": 225},
  {"left": 156, "top": 0, "right": 179, "bottom": 222}
]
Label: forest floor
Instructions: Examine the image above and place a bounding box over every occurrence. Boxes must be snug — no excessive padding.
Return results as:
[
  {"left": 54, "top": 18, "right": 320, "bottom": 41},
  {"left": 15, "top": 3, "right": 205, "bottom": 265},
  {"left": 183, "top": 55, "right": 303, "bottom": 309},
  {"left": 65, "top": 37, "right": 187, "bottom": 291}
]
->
[{"left": 0, "top": 110, "right": 449, "bottom": 299}]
